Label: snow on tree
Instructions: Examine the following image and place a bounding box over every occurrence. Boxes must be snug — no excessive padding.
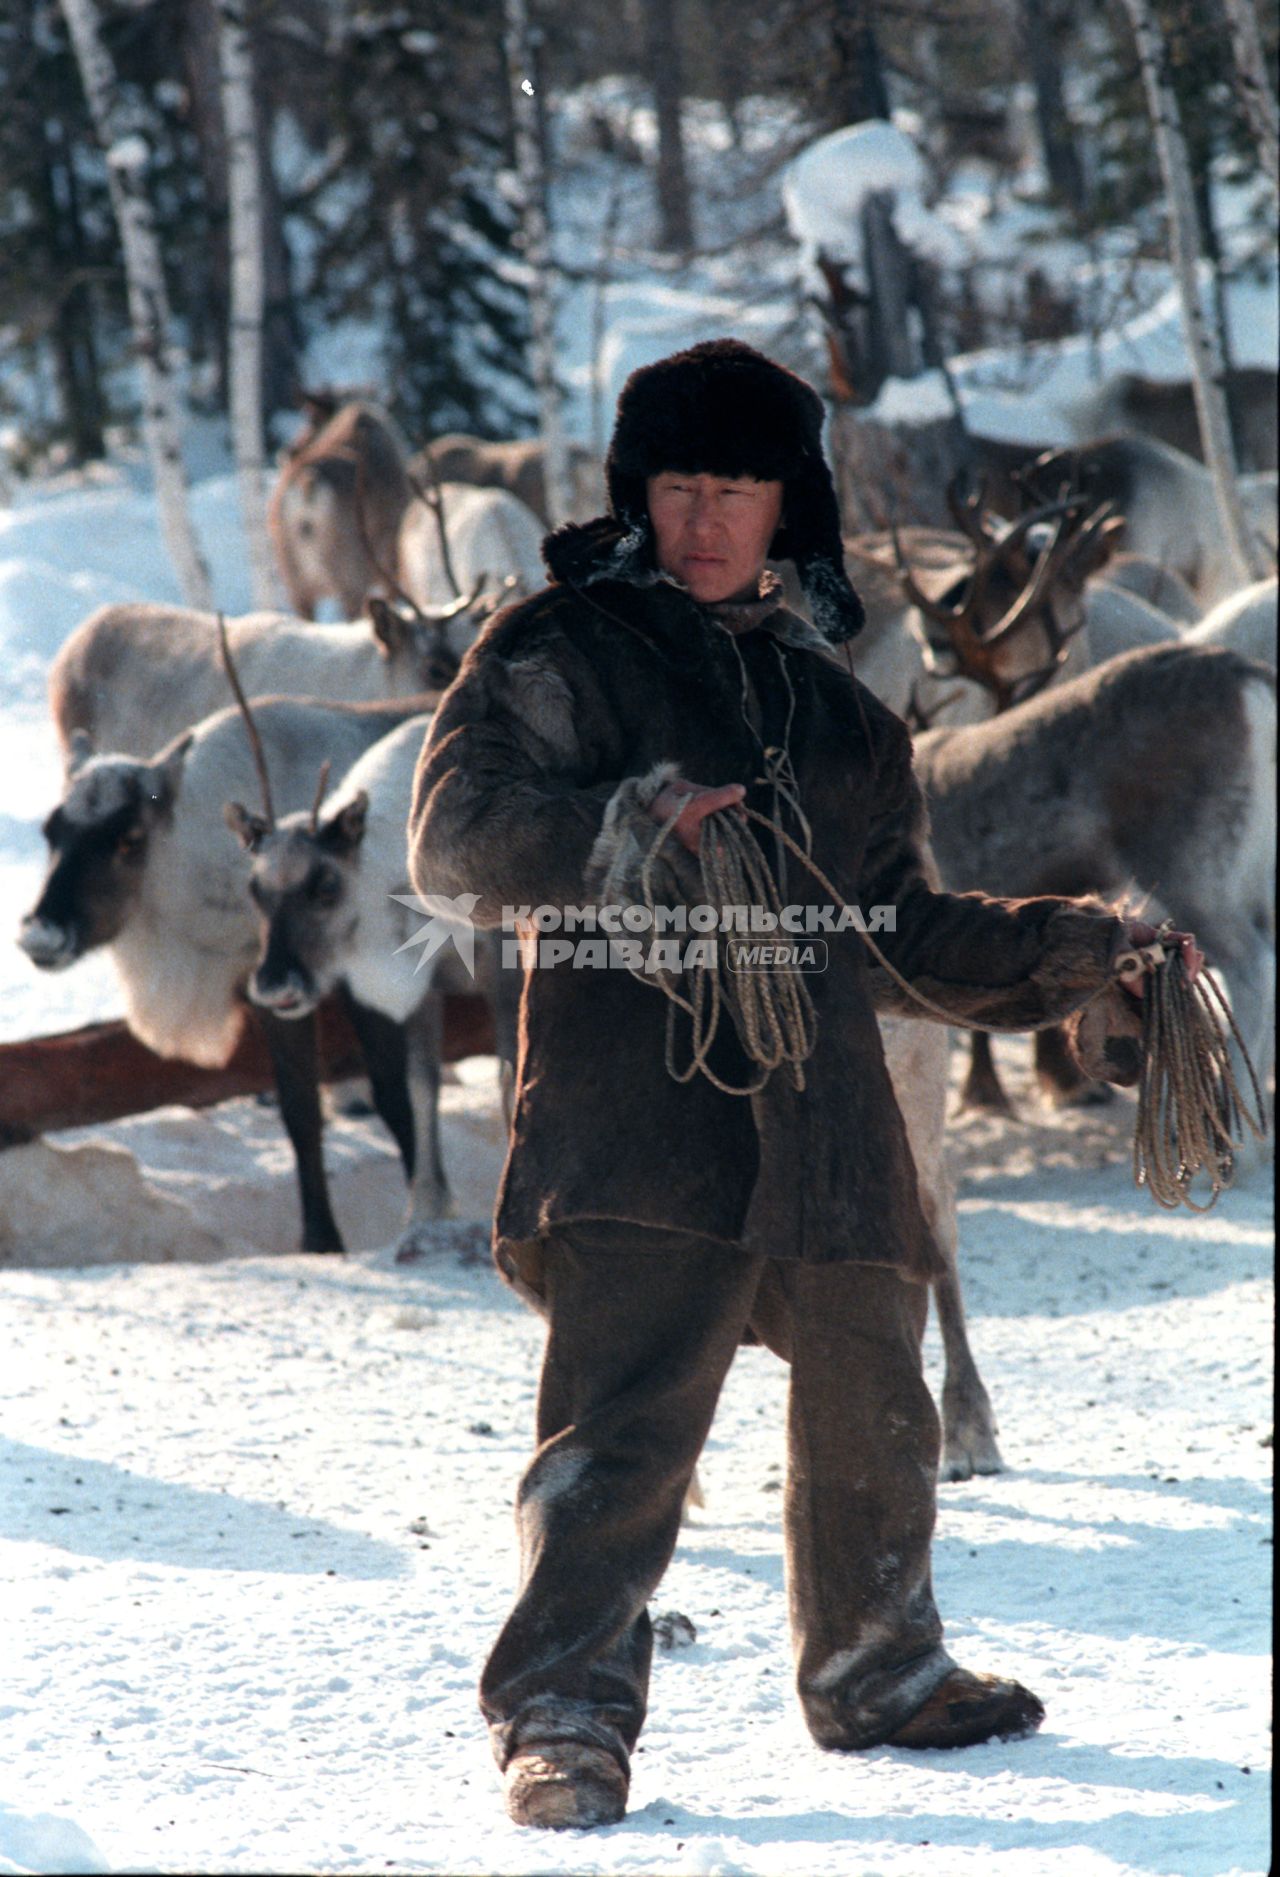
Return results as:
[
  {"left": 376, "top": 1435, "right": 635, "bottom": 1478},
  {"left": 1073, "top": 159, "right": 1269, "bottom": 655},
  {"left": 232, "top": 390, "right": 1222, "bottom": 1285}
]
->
[
  {"left": 216, "top": 0, "right": 277, "bottom": 608},
  {"left": 1218, "top": 0, "right": 1279, "bottom": 202},
  {"left": 59, "top": 0, "right": 213, "bottom": 608},
  {"left": 1119, "top": 0, "right": 1268, "bottom": 585},
  {"left": 503, "top": 0, "right": 572, "bottom": 526}
]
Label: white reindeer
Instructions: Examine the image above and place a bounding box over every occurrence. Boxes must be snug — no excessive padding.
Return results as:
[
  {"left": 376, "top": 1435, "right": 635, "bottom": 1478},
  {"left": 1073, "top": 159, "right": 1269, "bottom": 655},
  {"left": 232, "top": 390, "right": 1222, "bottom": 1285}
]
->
[
  {"left": 18, "top": 696, "right": 434, "bottom": 1252},
  {"left": 48, "top": 594, "right": 484, "bottom": 764},
  {"left": 225, "top": 715, "right": 519, "bottom": 1260},
  {"left": 396, "top": 482, "right": 547, "bottom": 642},
  {"left": 1182, "top": 578, "right": 1277, "bottom": 667}
]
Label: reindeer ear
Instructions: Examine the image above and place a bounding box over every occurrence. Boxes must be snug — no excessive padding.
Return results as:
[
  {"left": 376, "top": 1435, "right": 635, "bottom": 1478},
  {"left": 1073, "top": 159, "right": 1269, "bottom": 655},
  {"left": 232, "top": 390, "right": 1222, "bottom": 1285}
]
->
[
  {"left": 224, "top": 801, "right": 269, "bottom": 852},
  {"left": 368, "top": 595, "right": 406, "bottom": 656},
  {"left": 147, "top": 731, "right": 194, "bottom": 809},
  {"left": 66, "top": 729, "right": 95, "bottom": 778},
  {"left": 319, "top": 789, "right": 368, "bottom": 854}
]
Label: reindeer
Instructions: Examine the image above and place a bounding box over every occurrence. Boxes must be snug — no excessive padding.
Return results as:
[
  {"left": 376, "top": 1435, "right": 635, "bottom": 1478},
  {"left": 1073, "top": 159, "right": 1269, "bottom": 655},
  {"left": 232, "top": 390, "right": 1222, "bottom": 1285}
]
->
[
  {"left": 267, "top": 395, "right": 414, "bottom": 619},
  {"left": 18, "top": 695, "right": 440, "bottom": 1253},
  {"left": 999, "top": 435, "right": 1275, "bottom": 607},
  {"left": 48, "top": 594, "right": 482, "bottom": 765},
  {"left": 225, "top": 714, "right": 519, "bottom": 1261},
  {"left": 1183, "top": 578, "right": 1277, "bottom": 667},
  {"left": 413, "top": 433, "right": 604, "bottom": 528},
  {"left": 396, "top": 480, "right": 547, "bottom": 623},
  {"left": 914, "top": 642, "right": 1276, "bottom": 1147},
  {"left": 845, "top": 484, "right": 1126, "bottom": 732}
]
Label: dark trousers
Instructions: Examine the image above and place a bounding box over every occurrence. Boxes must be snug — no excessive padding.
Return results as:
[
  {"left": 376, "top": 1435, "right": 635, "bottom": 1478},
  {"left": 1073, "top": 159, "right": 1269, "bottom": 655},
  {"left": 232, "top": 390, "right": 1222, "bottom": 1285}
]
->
[{"left": 479, "top": 1222, "right": 954, "bottom": 1774}]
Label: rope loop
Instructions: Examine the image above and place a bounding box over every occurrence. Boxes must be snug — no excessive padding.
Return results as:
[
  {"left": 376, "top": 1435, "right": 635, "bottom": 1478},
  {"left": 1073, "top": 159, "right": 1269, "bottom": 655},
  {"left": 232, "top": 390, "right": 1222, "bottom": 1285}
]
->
[{"left": 626, "top": 808, "right": 1267, "bottom": 1212}]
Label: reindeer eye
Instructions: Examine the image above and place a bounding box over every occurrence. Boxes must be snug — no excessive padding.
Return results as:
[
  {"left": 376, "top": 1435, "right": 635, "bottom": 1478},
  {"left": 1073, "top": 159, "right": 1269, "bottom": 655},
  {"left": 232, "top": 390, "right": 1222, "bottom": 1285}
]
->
[
  {"left": 116, "top": 827, "right": 145, "bottom": 857},
  {"left": 309, "top": 870, "right": 341, "bottom": 907}
]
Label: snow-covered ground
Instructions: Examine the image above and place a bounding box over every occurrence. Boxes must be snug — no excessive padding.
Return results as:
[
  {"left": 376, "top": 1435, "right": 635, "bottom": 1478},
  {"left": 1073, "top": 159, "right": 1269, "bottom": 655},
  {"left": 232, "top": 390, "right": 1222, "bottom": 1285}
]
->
[
  {"left": 1, "top": 1045, "right": 1272, "bottom": 1877},
  {"left": 0, "top": 86, "right": 1274, "bottom": 1877}
]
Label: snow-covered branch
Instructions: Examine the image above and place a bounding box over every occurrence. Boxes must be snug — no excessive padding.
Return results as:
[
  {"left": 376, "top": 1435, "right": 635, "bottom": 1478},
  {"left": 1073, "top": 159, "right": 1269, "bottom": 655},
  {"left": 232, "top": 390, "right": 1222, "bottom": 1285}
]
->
[
  {"left": 503, "top": 0, "right": 571, "bottom": 528},
  {"left": 217, "top": 0, "right": 278, "bottom": 608},
  {"left": 59, "top": 0, "right": 213, "bottom": 609}
]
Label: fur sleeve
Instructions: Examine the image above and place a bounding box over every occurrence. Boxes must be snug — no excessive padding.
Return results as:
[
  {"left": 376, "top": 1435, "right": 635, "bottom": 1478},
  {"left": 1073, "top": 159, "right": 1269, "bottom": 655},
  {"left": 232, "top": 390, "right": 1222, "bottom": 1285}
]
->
[
  {"left": 408, "top": 623, "right": 620, "bottom": 927},
  {"left": 581, "top": 761, "right": 704, "bottom": 909}
]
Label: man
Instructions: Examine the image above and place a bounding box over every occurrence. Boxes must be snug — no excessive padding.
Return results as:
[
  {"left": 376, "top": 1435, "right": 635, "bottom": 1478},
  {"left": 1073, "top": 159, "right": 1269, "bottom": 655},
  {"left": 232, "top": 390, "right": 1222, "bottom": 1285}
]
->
[{"left": 408, "top": 338, "right": 1180, "bottom": 1831}]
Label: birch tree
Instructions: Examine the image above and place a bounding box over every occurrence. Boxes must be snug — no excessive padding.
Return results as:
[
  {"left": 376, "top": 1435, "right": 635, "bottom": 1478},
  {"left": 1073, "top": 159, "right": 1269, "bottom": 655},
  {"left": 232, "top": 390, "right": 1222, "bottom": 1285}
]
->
[
  {"left": 503, "top": 0, "right": 572, "bottom": 528},
  {"left": 1119, "top": 0, "right": 1266, "bottom": 585},
  {"left": 1218, "top": 0, "right": 1279, "bottom": 201},
  {"left": 59, "top": 0, "right": 212, "bottom": 608},
  {"left": 217, "top": 0, "right": 277, "bottom": 607}
]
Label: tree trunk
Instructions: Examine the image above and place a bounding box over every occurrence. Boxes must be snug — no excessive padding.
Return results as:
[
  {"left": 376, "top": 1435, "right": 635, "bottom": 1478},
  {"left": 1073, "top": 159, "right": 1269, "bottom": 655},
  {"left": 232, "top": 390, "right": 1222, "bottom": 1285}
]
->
[
  {"left": 37, "top": 113, "right": 106, "bottom": 461},
  {"left": 1219, "top": 0, "right": 1279, "bottom": 201},
  {"left": 1120, "top": 0, "right": 1266, "bottom": 584},
  {"left": 1019, "top": 0, "right": 1087, "bottom": 215},
  {"left": 862, "top": 192, "right": 921, "bottom": 390},
  {"left": 643, "top": 0, "right": 696, "bottom": 253},
  {"left": 59, "top": 0, "right": 213, "bottom": 608},
  {"left": 217, "top": 0, "right": 277, "bottom": 607},
  {"left": 830, "top": 0, "right": 891, "bottom": 127},
  {"left": 503, "top": 0, "right": 572, "bottom": 526}
]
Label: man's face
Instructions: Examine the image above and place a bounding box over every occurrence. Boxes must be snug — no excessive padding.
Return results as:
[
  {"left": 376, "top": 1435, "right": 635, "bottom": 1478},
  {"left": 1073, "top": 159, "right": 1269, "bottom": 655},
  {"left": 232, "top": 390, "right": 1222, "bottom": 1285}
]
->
[{"left": 646, "top": 471, "right": 785, "bottom": 605}]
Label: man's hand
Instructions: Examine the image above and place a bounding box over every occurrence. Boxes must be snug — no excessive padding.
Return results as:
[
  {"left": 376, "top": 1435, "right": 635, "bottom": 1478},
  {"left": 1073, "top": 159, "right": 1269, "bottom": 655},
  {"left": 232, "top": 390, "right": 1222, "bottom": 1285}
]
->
[
  {"left": 1117, "top": 919, "right": 1204, "bottom": 998},
  {"left": 648, "top": 777, "right": 746, "bottom": 855}
]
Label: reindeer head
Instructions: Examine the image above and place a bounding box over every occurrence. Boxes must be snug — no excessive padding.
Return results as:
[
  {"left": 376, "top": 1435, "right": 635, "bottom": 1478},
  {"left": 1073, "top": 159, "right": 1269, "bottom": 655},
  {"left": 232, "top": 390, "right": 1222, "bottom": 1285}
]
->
[
  {"left": 19, "top": 735, "right": 192, "bottom": 968},
  {"left": 225, "top": 780, "right": 370, "bottom": 1018},
  {"left": 895, "top": 477, "right": 1123, "bottom": 713},
  {"left": 366, "top": 581, "right": 506, "bottom": 691}
]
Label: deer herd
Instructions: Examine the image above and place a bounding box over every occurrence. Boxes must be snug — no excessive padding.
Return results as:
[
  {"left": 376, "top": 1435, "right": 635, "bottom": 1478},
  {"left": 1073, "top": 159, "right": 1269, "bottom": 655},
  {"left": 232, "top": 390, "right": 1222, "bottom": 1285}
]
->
[{"left": 17, "top": 391, "right": 1277, "bottom": 1484}]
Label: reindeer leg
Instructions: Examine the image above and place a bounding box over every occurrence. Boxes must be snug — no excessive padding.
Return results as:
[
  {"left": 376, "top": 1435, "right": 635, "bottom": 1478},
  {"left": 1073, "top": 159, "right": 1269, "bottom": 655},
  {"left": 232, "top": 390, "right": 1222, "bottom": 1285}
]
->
[
  {"left": 255, "top": 1006, "right": 344, "bottom": 1255},
  {"left": 338, "top": 985, "right": 415, "bottom": 1175},
  {"left": 1034, "top": 1024, "right": 1113, "bottom": 1108},
  {"left": 959, "top": 1030, "right": 1016, "bottom": 1114},
  {"left": 918, "top": 1121, "right": 1003, "bottom": 1479},
  {"left": 933, "top": 1259, "right": 1004, "bottom": 1480},
  {"left": 394, "top": 990, "right": 455, "bottom": 1262}
]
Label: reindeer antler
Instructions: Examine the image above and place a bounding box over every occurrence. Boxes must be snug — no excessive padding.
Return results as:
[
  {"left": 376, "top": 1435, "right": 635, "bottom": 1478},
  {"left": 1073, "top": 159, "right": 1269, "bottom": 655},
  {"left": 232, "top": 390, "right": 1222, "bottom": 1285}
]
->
[
  {"left": 407, "top": 458, "right": 463, "bottom": 601},
  {"left": 217, "top": 613, "right": 276, "bottom": 828},
  {"left": 945, "top": 471, "right": 998, "bottom": 551}
]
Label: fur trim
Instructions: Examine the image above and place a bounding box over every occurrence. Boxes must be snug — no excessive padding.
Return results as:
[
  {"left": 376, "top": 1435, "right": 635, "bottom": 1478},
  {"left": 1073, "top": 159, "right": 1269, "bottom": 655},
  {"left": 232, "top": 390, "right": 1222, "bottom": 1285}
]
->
[
  {"left": 542, "top": 513, "right": 661, "bottom": 588},
  {"left": 590, "top": 337, "right": 865, "bottom": 644},
  {"left": 582, "top": 761, "right": 705, "bottom": 909}
]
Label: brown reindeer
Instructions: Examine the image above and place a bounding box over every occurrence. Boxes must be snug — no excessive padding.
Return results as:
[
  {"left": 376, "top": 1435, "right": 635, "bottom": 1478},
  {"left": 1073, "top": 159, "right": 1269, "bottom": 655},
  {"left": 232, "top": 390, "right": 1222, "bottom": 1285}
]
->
[{"left": 267, "top": 394, "right": 414, "bottom": 618}]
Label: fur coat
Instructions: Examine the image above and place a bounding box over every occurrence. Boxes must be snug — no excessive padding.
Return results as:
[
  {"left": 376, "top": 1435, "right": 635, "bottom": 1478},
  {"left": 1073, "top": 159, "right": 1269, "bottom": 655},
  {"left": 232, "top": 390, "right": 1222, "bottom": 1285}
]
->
[{"left": 408, "top": 518, "right": 1128, "bottom": 1293}]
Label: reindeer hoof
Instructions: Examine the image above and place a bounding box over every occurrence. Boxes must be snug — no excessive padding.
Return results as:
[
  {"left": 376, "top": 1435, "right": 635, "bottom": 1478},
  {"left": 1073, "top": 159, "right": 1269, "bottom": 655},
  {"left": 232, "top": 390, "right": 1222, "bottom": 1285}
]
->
[
  {"left": 941, "top": 1400, "right": 1004, "bottom": 1480},
  {"left": 1038, "top": 1076, "right": 1113, "bottom": 1110},
  {"left": 958, "top": 1080, "right": 1017, "bottom": 1117}
]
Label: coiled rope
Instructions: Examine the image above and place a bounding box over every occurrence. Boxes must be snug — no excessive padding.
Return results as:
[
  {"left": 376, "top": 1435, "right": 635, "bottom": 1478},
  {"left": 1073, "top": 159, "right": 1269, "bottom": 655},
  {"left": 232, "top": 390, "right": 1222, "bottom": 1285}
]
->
[
  {"left": 632, "top": 799, "right": 1267, "bottom": 1212},
  {"left": 1123, "top": 937, "right": 1267, "bottom": 1211}
]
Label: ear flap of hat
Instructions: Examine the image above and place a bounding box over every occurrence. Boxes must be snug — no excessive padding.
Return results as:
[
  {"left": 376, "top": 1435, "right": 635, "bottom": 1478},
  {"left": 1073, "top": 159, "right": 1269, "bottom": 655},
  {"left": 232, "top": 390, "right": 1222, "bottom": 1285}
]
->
[{"left": 774, "top": 454, "right": 865, "bottom": 644}]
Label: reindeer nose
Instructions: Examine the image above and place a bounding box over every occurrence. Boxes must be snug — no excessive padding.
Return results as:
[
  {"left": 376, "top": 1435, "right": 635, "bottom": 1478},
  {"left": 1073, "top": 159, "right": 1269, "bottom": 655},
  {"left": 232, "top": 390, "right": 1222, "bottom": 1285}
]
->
[
  {"left": 248, "top": 969, "right": 315, "bottom": 1018},
  {"left": 18, "top": 914, "right": 76, "bottom": 969}
]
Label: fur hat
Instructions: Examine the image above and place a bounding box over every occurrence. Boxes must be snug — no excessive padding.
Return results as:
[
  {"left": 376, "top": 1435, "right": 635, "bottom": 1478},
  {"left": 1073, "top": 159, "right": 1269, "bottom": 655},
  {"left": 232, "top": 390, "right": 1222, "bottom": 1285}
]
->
[{"left": 605, "top": 337, "right": 864, "bottom": 643}]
